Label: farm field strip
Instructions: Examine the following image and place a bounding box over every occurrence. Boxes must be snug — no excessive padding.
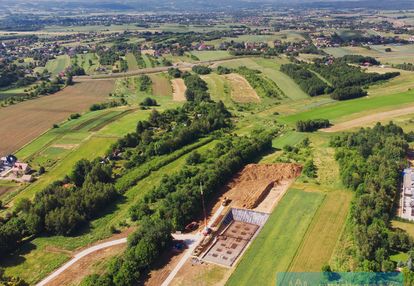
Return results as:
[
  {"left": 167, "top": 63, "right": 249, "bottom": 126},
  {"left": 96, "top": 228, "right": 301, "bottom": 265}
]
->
[
  {"left": 226, "top": 189, "right": 325, "bottom": 286},
  {"left": 171, "top": 78, "right": 187, "bottom": 102},
  {"left": 218, "top": 57, "right": 308, "bottom": 100},
  {"left": 150, "top": 74, "right": 173, "bottom": 97},
  {"left": 288, "top": 190, "right": 353, "bottom": 271},
  {"left": 125, "top": 52, "right": 139, "bottom": 70},
  {"left": 201, "top": 73, "right": 234, "bottom": 108},
  {"left": 0, "top": 80, "right": 114, "bottom": 156},
  {"left": 323, "top": 105, "right": 414, "bottom": 132},
  {"left": 224, "top": 73, "right": 260, "bottom": 103}
]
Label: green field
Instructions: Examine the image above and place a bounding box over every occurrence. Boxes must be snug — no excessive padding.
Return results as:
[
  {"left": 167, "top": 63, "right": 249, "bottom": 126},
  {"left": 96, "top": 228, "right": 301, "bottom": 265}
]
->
[
  {"left": 325, "top": 44, "right": 414, "bottom": 64},
  {"left": 189, "top": 50, "right": 232, "bottom": 61},
  {"left": 44, "top": 55, "right": 71, "bottom": 75},
  {"left": 201, "top": 73, "right": 234, "bottom": 108},
  {"left": 289, "top": 190, "right": 352, "bottom": 271},
  {"left": 226, "top": 189, "right": 325, "bottom": 286},
  {"left": 125, "top": 52, "right": 139, "bottom": 70},
  {"left": 279, "top": 89, "right": 414, "bottom": 124},
  {"left": 74, "top": 53, "right": 100, "bottom": 74}
]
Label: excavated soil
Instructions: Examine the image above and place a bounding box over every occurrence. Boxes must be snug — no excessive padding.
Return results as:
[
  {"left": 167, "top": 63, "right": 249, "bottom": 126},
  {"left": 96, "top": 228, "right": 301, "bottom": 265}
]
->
[{"left": 226, "top": 163, "right": 302, "bottom": 209}]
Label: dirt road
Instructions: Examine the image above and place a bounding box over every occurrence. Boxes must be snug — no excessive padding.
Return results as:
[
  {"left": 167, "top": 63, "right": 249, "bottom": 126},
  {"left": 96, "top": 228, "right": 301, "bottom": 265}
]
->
[
  {"left": 36, "top": 238, "right": 127, "bottom": 286},
  {"left": 161, "top": 205, "right": 225, "bottom": 286},
  {"left": 323, "top": 105, "right": 414, "bottom": 132}
]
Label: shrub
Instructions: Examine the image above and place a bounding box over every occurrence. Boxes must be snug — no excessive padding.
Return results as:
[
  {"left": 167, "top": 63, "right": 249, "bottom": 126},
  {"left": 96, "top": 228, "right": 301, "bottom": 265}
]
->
[
  {"left": 69, "top": 113, "right": 81, "bottom": 120},
  {"left": 140, "top": 97, "right": 158, "bottom": 107},
  {"left": 192, "top": 65, "right": 212, "bottom": 75},
  {"left": 296, "top": 119, "right": 330, "bottom": 132}
]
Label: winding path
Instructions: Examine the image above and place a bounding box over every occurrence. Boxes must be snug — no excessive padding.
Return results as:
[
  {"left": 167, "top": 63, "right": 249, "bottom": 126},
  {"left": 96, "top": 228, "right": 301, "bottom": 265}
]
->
[{"left": 36, "top": 238, "right": 127, "bottom": 286}]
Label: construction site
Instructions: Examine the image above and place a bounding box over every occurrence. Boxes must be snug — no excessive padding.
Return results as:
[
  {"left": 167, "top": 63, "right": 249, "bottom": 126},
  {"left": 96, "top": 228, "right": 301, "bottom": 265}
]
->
[
  {"left": 148, "top": 163, "right": 302, "bottom": 286},
  {"left": 201, "top": 208, "right": 269, "bottom": 267}
]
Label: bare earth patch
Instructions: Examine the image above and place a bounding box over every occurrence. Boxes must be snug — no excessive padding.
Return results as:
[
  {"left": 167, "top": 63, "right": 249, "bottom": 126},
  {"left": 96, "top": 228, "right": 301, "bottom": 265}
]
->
[
  {"left": 0, "top": 80, "right": 114, "bottom": 156},
  {"left": 323, "top": 105, "right": 414, "bottom": 132},
  {"left": 225, "top": 163, "right": 302, "bottom": 210},
  {"left": 223, "top": 73, "right": 260, "bottom": 103},
  {"left": 171, "top": 78, "right": 187, "bottom": 102},
  {"left": 47, "top": 244, "right": 126, "bottom": 286}
]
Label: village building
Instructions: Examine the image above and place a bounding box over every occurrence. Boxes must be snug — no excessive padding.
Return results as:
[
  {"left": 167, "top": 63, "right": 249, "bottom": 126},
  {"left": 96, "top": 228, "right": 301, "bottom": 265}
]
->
[{"left": 400, "top": 168, "right": 414, "bottom": 220}]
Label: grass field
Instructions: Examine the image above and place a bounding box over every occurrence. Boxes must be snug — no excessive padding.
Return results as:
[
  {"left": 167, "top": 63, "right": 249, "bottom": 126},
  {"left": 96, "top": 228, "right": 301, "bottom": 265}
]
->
[
  {"left": 0, "top": 80, "right": 114, "bottom": 156},
  {"left": 226, "top": 189, "right": 325, "bottom": 286},
  {"left": 288, "top": 190, "right": 352, "bottom": 271},
  {"left": 44, "top": 55, "right": 71, "bottom": 75},
  {"left": 201, "top": 73, "right": 234, "bottom": 108},
  {"left": 325, "top": 44, "right": 414, "bottom": 64},
  {"left": 189, "top": 51, "right": 232, "bottom": 61},
  {"left": 125, "top": 53, "right": 139, "bottom": 70},
  {"left": 392, "top": 220, "right": 414, "bottom": 238},
  {"left": 74, "top": 53, "right": 100, "bottom": 74},
  {"left": 279, "top": 89, "right": 414, "bottom": 124}
]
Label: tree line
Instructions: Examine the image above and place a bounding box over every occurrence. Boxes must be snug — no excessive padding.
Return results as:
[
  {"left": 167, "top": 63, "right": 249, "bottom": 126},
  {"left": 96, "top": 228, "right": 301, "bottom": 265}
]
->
[
  {"left": 296, "top": 119, "right": 330, "bottom": 132},
  {"left": 281, "top": 57, "right": 399, "bottom": 100},
  {"left": 331, "top": 122, "right": 413, "bottom": 271}
]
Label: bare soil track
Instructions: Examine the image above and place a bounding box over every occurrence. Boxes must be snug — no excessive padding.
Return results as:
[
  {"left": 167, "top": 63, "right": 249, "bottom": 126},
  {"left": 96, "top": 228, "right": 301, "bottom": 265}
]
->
[
  {"left": 171, "top": 78, "right": 187, "bottom": 102},
  {"left": 323, "top": 105, "right": 414, "bottom": 132},
  {"left": 0, "top": 80, "right": 114, "bottom": 156}
]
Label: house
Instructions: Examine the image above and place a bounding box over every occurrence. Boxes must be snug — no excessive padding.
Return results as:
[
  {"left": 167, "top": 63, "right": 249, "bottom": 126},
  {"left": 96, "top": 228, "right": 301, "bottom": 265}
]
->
[{"left": 12, "top": 162, "right": 31, "bottom": 175}]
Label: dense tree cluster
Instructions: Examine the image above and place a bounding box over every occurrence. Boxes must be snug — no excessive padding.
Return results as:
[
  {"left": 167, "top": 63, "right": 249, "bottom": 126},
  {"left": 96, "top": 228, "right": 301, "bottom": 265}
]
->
[
  {"left": 191, "top": 65, "right": 212, "bottom": 75},
  {"left": 216, "top": 66, "right": 231, "bottom": 75},
  {"left": 338, "top": 55, "right": 380, "bottom": 65},
  {"left": 236, "top": 66, "right": 285, "bottom": 99},
  {"left": 331, "top": 123, "right": 413, "bottom": 271},
  {"left": 0, "top": 62, "right": 30, "bottom": 88},
  {"left": 282, "top": 57, "right": 399, "bottom": 100},
  {"left": 0, "top": 158, "right": 117, "bottom": 255},
  {"left": 167, "top": 67, "right": 182, "bottom": 78},
  {"left": 65, "top": 64, "right": 86, "bottom": 76},
  {"left": 311, "top": 59, "right": 399, "bottom": 90},
  {"left": 136, "top": 75, "right": 152, "bottom": 92},
  {"left": 183, "top": 74, "right": 210, "bottom": 102},
  {"left": 331, "top": 86, "right": 367, "bottom": 101},
  {"left": 114, "top": 100, "right": 231, "bottom": 192},
  {"left": 280, "top": 64, "right": 329, "bottom": 96},
  {"left": 81, "top": 218, "right": 172, "bottom": 286},
  {"left": 296, "top": 119, "right": 330, "bottom": 132}
]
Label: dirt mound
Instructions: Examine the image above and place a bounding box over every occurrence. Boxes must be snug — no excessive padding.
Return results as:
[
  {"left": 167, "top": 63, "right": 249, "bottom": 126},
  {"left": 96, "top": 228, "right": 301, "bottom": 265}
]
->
[{"left": 227, "top": 163, "right": 302, "bottom": 209}]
